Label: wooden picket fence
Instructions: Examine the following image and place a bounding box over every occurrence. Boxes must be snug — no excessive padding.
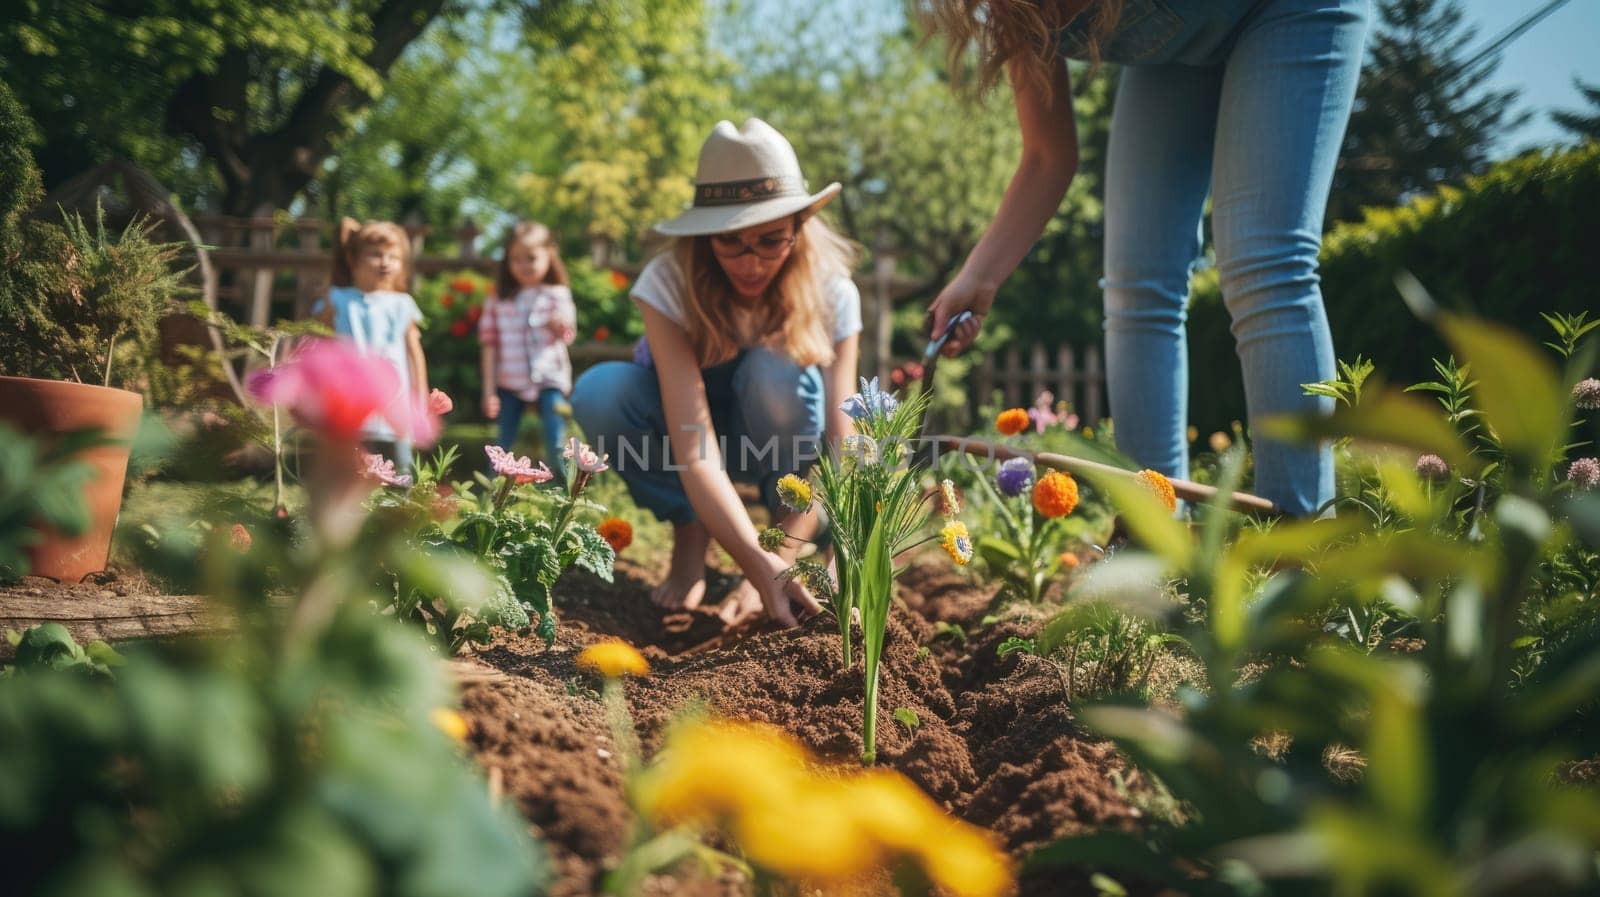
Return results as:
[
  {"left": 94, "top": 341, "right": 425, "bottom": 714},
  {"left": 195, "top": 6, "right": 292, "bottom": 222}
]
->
[
  {"left": 187, "top": 212, "right": 1104, "bottom": 419},
  {"left": 193, "top": 213, "right": 496, "bottom": 327}
]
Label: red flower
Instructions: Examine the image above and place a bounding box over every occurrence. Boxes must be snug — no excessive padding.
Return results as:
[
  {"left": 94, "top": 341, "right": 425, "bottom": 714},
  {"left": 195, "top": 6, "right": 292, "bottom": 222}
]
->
[
  {"left": 466, "top": 305, "right": 483, "bottom": 324},
  {"left": 890, "top": 368, "right": 906, "bottom": 387},
  {"left": 449, "top": 277, "right": 477, "bottom": 295},
  {"left": 593, "top": 325, "right": 611, "bottom": 342},
  {"left": 450, "top": 320, "right": 470, "bottom": 338},
  {"left": 609, "top": 270, "right": 630, "bottom": 290},
  {"left": 229, "top": 524, "right": 252, "bottom": 553},
  {"left": 441, "top": 293, "right": 456, "bottom": 309}
]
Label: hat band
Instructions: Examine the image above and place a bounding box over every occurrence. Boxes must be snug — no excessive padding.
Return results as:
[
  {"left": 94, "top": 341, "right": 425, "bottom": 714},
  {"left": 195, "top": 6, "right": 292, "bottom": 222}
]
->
[{"left": 693, "top": 175, "right": 804, "bottom": 207}]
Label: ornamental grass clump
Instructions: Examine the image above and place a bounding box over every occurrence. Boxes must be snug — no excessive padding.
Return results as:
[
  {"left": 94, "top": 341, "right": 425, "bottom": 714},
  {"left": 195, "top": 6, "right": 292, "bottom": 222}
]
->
[{"left": 810, "top": 377, "right": 968, "bottom": 764}]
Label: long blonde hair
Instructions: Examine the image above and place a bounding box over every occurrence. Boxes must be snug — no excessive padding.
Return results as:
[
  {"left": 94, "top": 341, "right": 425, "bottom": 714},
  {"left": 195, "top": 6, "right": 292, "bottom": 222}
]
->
[
  {"left": 917, "top": 0, "right": 1126, "bottom": 99},
  {"left": 667, "top": 215, "right": 858, "bottom": 369},
  {"left": 332, "top": 217, "right": 411, "bottom": 290}
]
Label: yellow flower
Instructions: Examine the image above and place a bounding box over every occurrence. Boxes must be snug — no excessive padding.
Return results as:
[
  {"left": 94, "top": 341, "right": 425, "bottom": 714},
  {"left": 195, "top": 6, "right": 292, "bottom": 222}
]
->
[
  {"left": 635, "top": 720, "right": 810, "bottom": 827},
  {"left": 994, "top": 408, "right": 1030, "bottom": 436},
  {"left": 577, "top": 640, "right": 650, "bottom": 678},
  {"left": 941, "top": 521, "right": 974, "bottom": 566},
  {"left": 1135, "top": 469, "right": 1178, "bottom": 513},
  {"left": 430, "top": 707, "right": 469, "bottom": 743},
  {"left": 847, "top": 769, "right": 939, "bottom": 852},
  {"left": 735, "top": 783, "right": 878, "bottom": 883},
  {"left": 776, "top": 473, "right": 812, "bottom": 511},
  {"left": 918, "top": 821, "right": 1013, "bottom": 897},
  {"left": 1187, "top": 425, "right": 1199, "bottom": 443},
  {"left": 1209, "top": 430, "right": 1232, "bottom": 453},
  {"left": 939, "top": 478, "right": 961, "bottom": 518},
  {"left": 1083, "top": 426, "right": 1095, "bottom": 439},
  {"left": 1032, "top": 471, "right": 1079, "bottom": 518}
]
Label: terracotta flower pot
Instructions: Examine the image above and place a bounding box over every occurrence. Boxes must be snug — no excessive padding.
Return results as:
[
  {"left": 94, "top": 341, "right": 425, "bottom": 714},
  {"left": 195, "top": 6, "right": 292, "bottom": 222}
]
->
[{"left": 0, "top": 376, "right": 144, "bottom": 582}]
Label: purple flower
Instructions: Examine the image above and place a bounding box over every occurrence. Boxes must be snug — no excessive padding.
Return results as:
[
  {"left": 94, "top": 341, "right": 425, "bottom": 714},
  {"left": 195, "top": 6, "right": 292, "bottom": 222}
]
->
[
  {"left": 996, "top": 457, "right": 1035, "bottom": 497},
  {"left": 1574, "top": 378, "right": 1600, "bottom": 411},
  {"left": 839, "top": 376, "right": 899, "bottom": 421},
  {"left": 1415, "top": 453, "right": 1450, "bottom": 482},
  {"left": 1569, "top": 457, "right": 1600, "bottom": 491}
]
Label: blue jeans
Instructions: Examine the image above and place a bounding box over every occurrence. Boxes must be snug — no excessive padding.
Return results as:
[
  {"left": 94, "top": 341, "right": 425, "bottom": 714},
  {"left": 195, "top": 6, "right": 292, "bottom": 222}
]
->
[
  {"left": 496, "top": 387, "right": 567, "bottom": 479},
  {"left": 1096, "top": 0, "right": 1369, "bottom": 516},
  {"left": 570, "top": 348, "right": 825, "bottom": 524}
]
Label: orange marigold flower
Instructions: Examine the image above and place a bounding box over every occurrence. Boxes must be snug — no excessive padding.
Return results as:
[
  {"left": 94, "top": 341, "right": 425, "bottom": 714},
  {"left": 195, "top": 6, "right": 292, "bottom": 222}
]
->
[
  {"left": 440, "top": 293, "right": 456, "bottom": 309},
  {"left": 1135, "top": 469, "right": 1178, "bottom": 513},
  {"left": 449, "top": 276, "right": 477, "bottom": 295},
  {"left": 994, "top": 408, "right": 1030, "bottom": 436},
  {"left": 609, "top": 269, "right": 631, "bottom": 290},
  {"left": 593, "top": 325, "right": 611, "bottom": 342},
  {"left": 1057, "top": 552, "right": 1079, "bottom": 569},
  {"left": 597, "top": 517, "right": 633, "bottom": 553},
  {"left": 1032, "top": 471, "right": 1079, "bottom": 518}
]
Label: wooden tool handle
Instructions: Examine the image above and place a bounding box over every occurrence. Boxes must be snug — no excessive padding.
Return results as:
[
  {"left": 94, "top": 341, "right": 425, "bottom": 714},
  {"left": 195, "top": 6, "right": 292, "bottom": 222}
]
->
[{"left": 927, "top": 435, "right": 1279, "bottom": 517}]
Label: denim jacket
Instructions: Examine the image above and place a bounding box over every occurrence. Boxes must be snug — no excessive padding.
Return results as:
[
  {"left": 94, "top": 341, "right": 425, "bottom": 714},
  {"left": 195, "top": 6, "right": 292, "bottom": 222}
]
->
[{"left": 1060, "top": 0, "right": 1263, "bottom": 66}]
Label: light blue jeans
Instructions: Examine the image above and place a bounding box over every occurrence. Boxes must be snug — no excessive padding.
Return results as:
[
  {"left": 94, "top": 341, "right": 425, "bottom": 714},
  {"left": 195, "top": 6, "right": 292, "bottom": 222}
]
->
[
  {"left": 570, "top": 348, "right": 825, "bottom": 524},
  {"left": 1094, "top": 0, "right": 1369, "bottom": 516},
  {"left": 495, "top": 386, "right": 567, "bottom": 480}
]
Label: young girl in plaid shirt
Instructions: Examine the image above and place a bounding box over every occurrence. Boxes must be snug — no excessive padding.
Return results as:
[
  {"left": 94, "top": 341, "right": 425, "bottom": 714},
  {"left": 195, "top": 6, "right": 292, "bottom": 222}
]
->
[{"left": 479, "top": 221, "right": 576, "bottom": 475}]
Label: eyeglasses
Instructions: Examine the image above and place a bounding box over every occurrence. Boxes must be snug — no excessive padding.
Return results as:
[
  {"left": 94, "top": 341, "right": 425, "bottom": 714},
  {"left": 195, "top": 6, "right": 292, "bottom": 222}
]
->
[{"left": 709, "top": 232, "right": 797, "bottom": 260}]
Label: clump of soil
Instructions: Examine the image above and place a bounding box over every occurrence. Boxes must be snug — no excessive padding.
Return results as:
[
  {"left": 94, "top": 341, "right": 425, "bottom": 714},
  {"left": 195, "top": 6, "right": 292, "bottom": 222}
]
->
[{"left": 457, "top": 553, "right": 1160, "bottom": 896}]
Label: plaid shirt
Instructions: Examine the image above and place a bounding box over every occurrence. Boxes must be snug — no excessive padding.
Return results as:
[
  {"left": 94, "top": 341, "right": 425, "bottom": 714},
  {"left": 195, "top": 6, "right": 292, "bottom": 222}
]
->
[{"left": 478, "top": 285, "right": 575, "bottom": 397}]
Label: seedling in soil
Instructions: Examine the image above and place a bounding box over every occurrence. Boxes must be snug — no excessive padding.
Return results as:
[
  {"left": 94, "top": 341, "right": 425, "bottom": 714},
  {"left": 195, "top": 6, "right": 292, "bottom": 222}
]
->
[{"left": 893, "top": 707, "right": 921, "bottom": 737}]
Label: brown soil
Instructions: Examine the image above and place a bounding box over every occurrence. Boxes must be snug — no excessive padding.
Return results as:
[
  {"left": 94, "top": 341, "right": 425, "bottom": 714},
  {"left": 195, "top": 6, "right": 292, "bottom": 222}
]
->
[{"left": 457, "top": 552, "right": 1163, "bottom": 897}]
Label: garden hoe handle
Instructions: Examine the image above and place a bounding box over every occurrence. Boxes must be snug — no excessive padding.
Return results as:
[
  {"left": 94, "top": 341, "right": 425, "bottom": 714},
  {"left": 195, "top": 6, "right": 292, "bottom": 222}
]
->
[
  {"left": 912, "top": 311, "right": 974, "bottom": 468},
  {"left": 925, "top": 434, "right": 1281, "bottom": 517}
]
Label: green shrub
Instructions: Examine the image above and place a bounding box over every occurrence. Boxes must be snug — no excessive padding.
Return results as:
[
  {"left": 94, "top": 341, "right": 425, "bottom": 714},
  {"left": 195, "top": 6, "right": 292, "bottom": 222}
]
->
[{"left": 1187, "top": 144, "right": 1600, "bottom": 431}]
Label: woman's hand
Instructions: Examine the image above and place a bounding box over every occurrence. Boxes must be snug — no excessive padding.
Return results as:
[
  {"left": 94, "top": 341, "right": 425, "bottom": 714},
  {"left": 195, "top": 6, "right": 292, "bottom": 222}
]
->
[
  {"left": 720, "top": 550, "right": 822, "bottom": 628},
  {"left": 926, "top": 271, "right": 995, "bottom": 357},
  {"left": 482, "top": 392, "right": 500, "bottom": 419}
]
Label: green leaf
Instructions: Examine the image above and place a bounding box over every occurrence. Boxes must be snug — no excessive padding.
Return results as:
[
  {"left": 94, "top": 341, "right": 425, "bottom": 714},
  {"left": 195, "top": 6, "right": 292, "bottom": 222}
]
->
[
  {"left": 893, "top": 706, "right": 920, "bottom": 733},
  {"left": 567, "top": 525, "right": 616, "bottom": 582},
  {"left": 1437, "top": 312, "right": 1564, "bottom": 466},
  {"left": 1260, "top": 387, "right": 1471, "bottom": 470}
]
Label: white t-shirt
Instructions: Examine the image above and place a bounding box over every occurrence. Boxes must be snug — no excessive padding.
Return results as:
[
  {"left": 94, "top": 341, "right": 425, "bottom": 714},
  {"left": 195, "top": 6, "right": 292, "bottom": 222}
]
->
[{"left": 631, "top": 252, "right": 863, "bottom": 347}]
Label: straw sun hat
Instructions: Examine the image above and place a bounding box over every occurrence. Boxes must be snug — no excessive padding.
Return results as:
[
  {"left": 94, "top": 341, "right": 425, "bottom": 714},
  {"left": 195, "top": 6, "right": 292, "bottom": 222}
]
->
[{"left": 652, "top": 117, "right": 841, "bottom": 237}]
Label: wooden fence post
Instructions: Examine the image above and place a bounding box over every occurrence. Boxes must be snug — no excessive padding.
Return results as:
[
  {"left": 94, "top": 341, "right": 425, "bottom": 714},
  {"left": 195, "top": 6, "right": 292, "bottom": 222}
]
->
[
  {"left": 294, "top": 218, "right": 323, "bottom": 320},
  {"left": 246, "top": 210, "right": 275, "bottom": 328},
  {"left": 1084, "top": 344, "right": 1104, "bottom": 424}
]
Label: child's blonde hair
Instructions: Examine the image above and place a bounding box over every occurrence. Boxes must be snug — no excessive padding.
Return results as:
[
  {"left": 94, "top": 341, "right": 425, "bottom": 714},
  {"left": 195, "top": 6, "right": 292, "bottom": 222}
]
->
[
  {"left": 332, "top": 217, "right": 411, "bottom": 290},
  {"left": 495, "top": 221, "right": 569, "bottom": 299},
  {"left": 667, "top": 214, "right": 858, "bottom": 369}
]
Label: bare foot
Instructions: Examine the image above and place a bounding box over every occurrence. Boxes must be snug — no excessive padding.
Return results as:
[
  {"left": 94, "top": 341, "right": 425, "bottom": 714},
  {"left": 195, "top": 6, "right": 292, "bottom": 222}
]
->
[
  {"left": 715, "top": 578, "right": 764, "bottom": 627},
  {"left": 651, "top": 520, "right": 709, "bottom": 610}
]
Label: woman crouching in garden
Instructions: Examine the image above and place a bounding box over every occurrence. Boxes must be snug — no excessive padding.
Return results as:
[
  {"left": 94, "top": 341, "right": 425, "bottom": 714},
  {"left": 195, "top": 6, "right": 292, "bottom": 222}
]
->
[{"left": 571, "top": 118, "right": 861, "bottom": 628}]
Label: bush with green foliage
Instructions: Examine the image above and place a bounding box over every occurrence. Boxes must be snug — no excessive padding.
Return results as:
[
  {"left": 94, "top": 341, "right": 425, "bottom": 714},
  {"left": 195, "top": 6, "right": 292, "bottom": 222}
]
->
[
  {"left": 0, "top": 422, "right": 548, "bottom": 897},
  {"left": 1034, "top": 301, "right": 1600, "bottom": 896},
  {"left": 1187, "top": 144, "right": 1600, "bottom": 431},
  {"left": 0, "top": 82, "right": 191, "bottom": 387}
]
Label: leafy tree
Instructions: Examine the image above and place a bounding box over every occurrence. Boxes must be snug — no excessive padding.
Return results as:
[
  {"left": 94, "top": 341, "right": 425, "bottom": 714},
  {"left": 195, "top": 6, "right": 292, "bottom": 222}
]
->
[
  {"left": 1329, "top": 0, "right": 1527, "bottom": 223},
  {"left": 1552, "top": 77, "right": 1600, "bottom": 143},
  {"left": 514, "top": 0, "right": 735, "bottom": 257},
  {"left": 2, "top": 0, "right": 465, "bottom": 215}
]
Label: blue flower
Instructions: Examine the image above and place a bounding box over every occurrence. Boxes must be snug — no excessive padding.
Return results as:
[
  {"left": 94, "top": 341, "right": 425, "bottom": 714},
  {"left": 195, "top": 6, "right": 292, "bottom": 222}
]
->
[
  {"left": 839, "top": 376, "right": 899, "bottom": 421},
  {"left": 996, "top": 457, "right": 1035, "bottom": 498}
]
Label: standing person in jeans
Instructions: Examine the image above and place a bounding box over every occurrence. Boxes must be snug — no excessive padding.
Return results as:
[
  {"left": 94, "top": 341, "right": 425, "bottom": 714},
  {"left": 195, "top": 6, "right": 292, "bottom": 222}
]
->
[
  {"left": 921, "top": 0, "right": 1370, "bottom": 516},
  {"left": 572, "top": 118, "right": 861, "bottom": 628}
]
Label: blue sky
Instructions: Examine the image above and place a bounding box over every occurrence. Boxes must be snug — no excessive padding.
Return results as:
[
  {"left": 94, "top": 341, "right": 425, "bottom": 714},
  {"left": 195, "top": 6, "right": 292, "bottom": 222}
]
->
[{"left": 1454, "top": 0, "right": 1597, "bottom": 151}]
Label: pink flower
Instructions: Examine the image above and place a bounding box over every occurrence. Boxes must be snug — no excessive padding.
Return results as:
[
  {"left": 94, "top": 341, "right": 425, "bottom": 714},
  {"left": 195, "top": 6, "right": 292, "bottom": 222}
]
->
[
  {"left": 1575, "top": 378, "right": 1600, "bottom": 411},
  {"left": 359, "top": 449, "right": 413, "bottom": 487},
  {"left": 485, "top": 445, "right": 554, "bottom": 485},
  {"left": 1570, "top": 457, "right": 1600, "bottom": 491},
  {"left": 1415, "top": 453, "right": 1450, "bottom": 482},
  {"left": 228, "top": 524, "right": 252, "bottom": 553},
  {"left": 563, "top": 437, "right": 609, "bottom": 474},
  {"left": 387, "top": 390, "right": 442, "bottom": 447},
  {"left": 245, "top": 339, "right": 442, "bottom": 445},
  {"left": 428, "top": 388, "right": 453, "bottom": 416}
]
